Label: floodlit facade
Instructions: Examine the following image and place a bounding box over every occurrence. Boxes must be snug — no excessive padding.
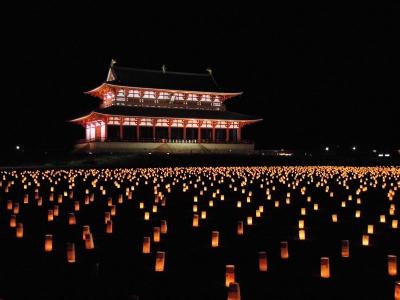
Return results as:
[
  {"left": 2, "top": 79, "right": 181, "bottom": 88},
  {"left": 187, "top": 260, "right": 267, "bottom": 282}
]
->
[{"left": 71, "top": 61, "right": 262, "bottom": 154}]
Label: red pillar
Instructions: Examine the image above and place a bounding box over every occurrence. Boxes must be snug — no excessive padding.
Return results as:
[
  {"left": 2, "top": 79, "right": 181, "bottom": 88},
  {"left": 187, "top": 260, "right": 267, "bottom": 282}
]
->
[
  {"left": 197, "top": 121, "right": 203, "bottom": 143},
  {"left": 212, "top": 122, "right": 216, "bottom": 143},
  {"left": 225, "top": 122, "right": 230, "bottom": 143},
  {"left": 168, "top": 120, "right": 172, "bottom": 141},
  {"left": 136, "top": 121, "right": 140, "bottom": 141},
  {"left": 120, "top": 118, "right": 124, "bottom": 141},
  {"left": 183, "top": 120, "right": 187, "bottom": 142},
  {"left": 237, "top": 123, "right": 242, "bottom": 143},
  {"left": 152, "top": 119, "right": 157, "bottom": 141}
]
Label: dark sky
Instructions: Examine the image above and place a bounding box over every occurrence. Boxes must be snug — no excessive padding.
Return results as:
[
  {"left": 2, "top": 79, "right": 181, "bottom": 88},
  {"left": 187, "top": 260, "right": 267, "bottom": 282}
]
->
[{"left": 2, "top": 3, "right": 400, "bottom": 152}]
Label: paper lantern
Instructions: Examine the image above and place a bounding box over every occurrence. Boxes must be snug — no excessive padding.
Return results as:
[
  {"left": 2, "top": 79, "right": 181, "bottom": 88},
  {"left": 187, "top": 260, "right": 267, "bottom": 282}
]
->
[
  {"left": 7, "top": 200, "right": 12, "bottom": 210},
  {"left": 332, "top": 214, "right": 338, "bottom": 223},
  {"left": 155, "top": 251, "right": 165, "bottom": 272},
  {"left": 237, "top": 221, "right": 244, "bottom": 235},
  {"left": 139, "top": 202, "right": 144, "bottom": 209},
  {"left": 152, "top": 205, "right": 157, "bottom": 213},
  {"left": 44, "top": 234, "right": 53, "bottom": 252},
  {"left": 380, "top": 214, "right": 386, "bottom": 223},
  {"left": 355, "top": 210, "right": 361, "bottom": 218},
  {"left": 82, "top": 225, "right": 90, "bottom": 240},
  {"left": 153, "top": 227, "right": 161, "bottom": 243},
  {"left": 104, "top": 212, "right": 111, "bottom": 224},
  {"left": 281, "top": 241, "right": 289, "bottom": 259},
  {"left": 247, "top": 216, "right": 253, "bottom": 226},
  {"left": 48, "top": 209, "right": 54, "bottom": 222},
  {"left": 193, "top": 214, "right": 199, "bottom": 227},
  {"left": 209, "top": 200, "right": 214, "bottom": 207},
  {"left": 110, "top": 205, "right": 116, "bottom": 216},
  {"left": 67, "top": 242, "right": 76, "bottom": 263},
  {"left": 313, "top": 203, "right": 319, "bottom": 211},
  {"left": 362, "top": 234, "right": 369, "bottom": 246},
  {"left": 193, "top": 204, "right": 198, "bottom": 212},
  {"left": 13, "top": 203, "right": 20, "bottom": 214},
  {"left": 225, "top": 265, "right": 235, "bottom": 287},
  {"left": 392, "top": 220, "right": 398, "bottom": 229},
  {"left": 299, "top": 229, "right": 306, "bottom": 240},
  {"left": 301, "top": 208, "right": 306, "bottom": 215},
  {"left": 298, "top": 220, "right": 304, "bottom": 229},
  {"left": 274, "top": 201, "right": 279, "bottom": 208},
  {"left": 320, "top": 257, "right": 330, "bottom": 278},
  {"left": 395, "top": 281, "right": 400, "bottom": 300},
  {"left": 258, "top": 251, "right": 268, "bottom": 271},
  {"left": 74, "top": 201, "right": 80, "bottom": 212},
  {"left": 16, "top": 223, "right": 23, "bottom": 238},
  {"left": 84, "top": 233, "right": 94, "bottom": 250},
  {"left": 143, "top": 237, "right": 151, "bottom": 254},
  {"left": 211, "top": 231, "right": 219, "bottom": 247},
  {"left": 106, "top": 220, "right": 113, "bottom": 233},
  {"left": 201, "top": 211, "right": 207, "bottom": 219},
  {"left": 388, "top": 255, "right": 397, "bottom": 276},
  {"left": 341, "top": 240, "right": 350, "bottom": 258},
  {"left": 53, "top": 205, "right": 59, "bottom": 216},
  {"left": 237, "top": 201, "right": 242, "bottom": 208},
  {"left": 161, "top": 220, "right": 167, "bottom": 234},
  {"left": 227, "top": 282, "right": 241, "bottom": 300},
  {"left": 10, "top": 214, "right": 16, "bottom": 228},
  {"left": 144, "top": 212, "right": 150, "bottom": 220},
  {"left": 23, "top": 194, "right": 29, "bottom": 204},
  {"left": 367, "top": 225, "right": 374, "bottom": 234},
  {"left": 68, "top": 213, "right": 76, "bottom": 225}
]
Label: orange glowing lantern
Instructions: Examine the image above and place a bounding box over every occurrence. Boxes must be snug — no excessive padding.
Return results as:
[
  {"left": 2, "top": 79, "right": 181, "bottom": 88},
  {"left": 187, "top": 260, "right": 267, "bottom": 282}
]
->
[
  {"left": 7, "top": 200, "right": 12, "bottom": 210},
  {"left": 143, "top": 237, "right": 151, "bottom": 254},
  {"left": 161, "top": 220, "right": 167, "bottom": 234},
  {"left": 392, "top": 220, "right": 398, "bottom": 229},
  {"left": 44, "top": 234, "right": 53, "bottom": 252},
  {"left": 281, "top": 241, "right": 289, "bottom": 259},
  {"left": 341, "top": 240, "right": 350, "bottom": 258},
  {"left": 332, "top": 214, "right": 338, "bottom": 222},
  {"left": 201, "top": 211, "right": 207, "bottom": 219},
  {"left": 68, "top": 213, "right": 76, "bottom": 225},
  {"left": 211, "top": 231, "right": 219, "bottom": 247},
  {"left": 258, "top": 251, "right": 268, "bottom": 271},
  {"left": 380, "top": 214, "right": 386, "bottom": 223},
  {"left": 67, "top": 242, "right": 76, "bottom": 263},
  {"left": 388, "top": 255, "right": 397, "bottom": 276},
  {"left": 298, "top": 220, "right": 304, "bottom": 229},
  {"left": 225, "top": 265, "right": 235, "bottom": 287},
  {"left": 106, "top": 220, "right": 113, "bottom": 233},
  {"left": 247, "top": 216, "right": 253, "bottom": 225},
  {"left": 82, "top": 225, "right": 90, "bottom": 240},
  {"left": 74, "top": 201, "right": 80, "bottom": 211},
  {"left": 110, "top": 205, "right": 116, "bottom": 216},
  {"left": 320, "top": 257, "right": 330, "bottom": 278},
  {"left": 227, "top": 282, "right": 241, "bottom": 300},
  {"left": 48, "top": 209, "right": 54, "bottom": 222},
  {"left": 16, "top": 223, "right": 23, "bottom": 238},
  {"left": 10, "top": 214, "right": 16, "bottom": 228},
  {"left": 155, "top": 251, "right": 165, "bottom": 272},
  {"left": 153, "top": 227, "right": 161, "bottom": 242},
  {"left": 144, "top": 212, "right": 150, "bottom": 220},
  {"left": 84, "top": 233, "right": 94, "bottom": 250},
  {"left": 362, "top": 234, "right": 369, "bottom": 246},
  {"left": 299, "top": 229, "right": 306, "bottom": 240},
  {"left": 193, "top": 204, "right": 198, "bottom": 212},
  {"left": 367, "top": 225, "right": 374, "bottom": 234},
  {"left": 193, "top": 214, "right": 199, "bottom": 227},
  {"left": 237, "top": 221, "right": 244, "bottom": 235},
  {"left": 395, "top": 281, "right": 400, "bottom": 300},
  {"left": 301, "top": 208, "right": 306, "bottom": 215}
]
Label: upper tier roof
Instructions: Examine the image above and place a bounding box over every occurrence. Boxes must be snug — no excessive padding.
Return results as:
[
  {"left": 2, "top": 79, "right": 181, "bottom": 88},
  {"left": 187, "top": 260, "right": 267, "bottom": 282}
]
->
[{"left": 105, "top": 64, "right": 241, "bottom": 94}]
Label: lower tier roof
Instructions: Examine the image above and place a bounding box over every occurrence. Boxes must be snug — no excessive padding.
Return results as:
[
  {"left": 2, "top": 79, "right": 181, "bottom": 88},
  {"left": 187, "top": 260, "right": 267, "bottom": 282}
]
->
[{"left": 84, "top": 106, "right": 263, "bottom": 122}]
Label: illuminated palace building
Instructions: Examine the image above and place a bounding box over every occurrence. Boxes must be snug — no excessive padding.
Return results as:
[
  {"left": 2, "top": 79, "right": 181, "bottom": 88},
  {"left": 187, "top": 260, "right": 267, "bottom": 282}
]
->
[{"left": 71, "top": 62, "right": 262, "bottom": 154}]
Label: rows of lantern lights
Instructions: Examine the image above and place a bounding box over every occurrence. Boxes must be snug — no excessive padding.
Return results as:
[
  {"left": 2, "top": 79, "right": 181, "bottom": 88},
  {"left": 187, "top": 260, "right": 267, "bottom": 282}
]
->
[{"left": 0, "top": 167, "right": 399, "bottom": 299}]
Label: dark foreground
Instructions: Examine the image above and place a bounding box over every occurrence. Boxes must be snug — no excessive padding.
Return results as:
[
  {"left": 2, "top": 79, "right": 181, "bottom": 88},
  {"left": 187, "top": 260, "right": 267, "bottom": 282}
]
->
[{"left": 0, "top": 166, "right": 399, "bottom": 299}]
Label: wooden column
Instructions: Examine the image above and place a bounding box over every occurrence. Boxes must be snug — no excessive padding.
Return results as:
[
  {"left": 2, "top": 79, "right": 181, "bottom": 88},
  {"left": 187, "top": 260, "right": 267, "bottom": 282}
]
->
[
  {"left": 183, "top": 120, "right": 188, "bottom": 141},
  {"left": 104, "top": 117, "right": 108, "bottom": 141},
  {"left": 168, "top": 120, "right": 172, "bottom": 141},
  {"left": 152, "top": 119, "right": 157, "bottom": 141},
  {"left": 120, "top": 117, "right": 124, "bottom": 141},
  {"left": 237, "top": 122, "right": 242, "bottom": 143},
  {"left": 225, "top": 121, "right": 230, "bottom": 143},
  {"left": 136, "top": 118, "right": 141, "bottom": 141},
  {"left": 212, "top": 121, "right": 216, "bottom": 143},
  {"left": 197, "top": 120, "right": 203, "bottom": 143}
]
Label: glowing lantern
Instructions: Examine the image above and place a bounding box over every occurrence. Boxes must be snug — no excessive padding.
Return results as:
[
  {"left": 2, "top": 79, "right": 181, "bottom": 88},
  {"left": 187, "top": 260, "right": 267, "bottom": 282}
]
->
[
  {"left": 68, "top": 213, "right": 76, "bottom": 225},
  {"left": 84, "top": 233, "right": 94, "bottom": 250},
  {"left": 332, "top": 214, "right": 338, "bottom": 223},
  {"left": 299, "top": 229, "right": 306, "bottom": 240},
  {"left": 227, "top": 282, "right": 240, "bottom": 300},
  {"left": 10, "top": 214, "right": 16, "bottom": 228},
  {"left": 23, "top": 194, "right": 29, "bottom": 204},
  {"left": 152, "top": 205, "right": 157, "bottom": 213},
  {"left": 193, "top": 205, "right": 198, "bottom": 212},
  {"left": 66, "top": 242, "right": 76, "bottom": 263},
  {"left": 104, "top": 212, "right": 111, "bottom": 224},
  {"left": 209, "top": 200, "right": 214, "bottom": 207},
  {"left": 211, "top": 231, "right": 219, "bottom": 247},
  {"left": 106, "top": 220, "right": 113, "bottom": 233},
  {"left": 48, "top": 209, "right": 54, "bottom": 222},
  {"left": 82, "top": 225, "right": 90, "bottom": 240},
  {"left": 193, "top": 214, "right": 199, "bottom": 227},
  {"left": 355, "top": 210, "right": 361, "bottom": 218},
  {"left": 140, "top": 202, "right": 144, "bottom": 209},
  {"left": 341, "top": 201, "right": 346, "bottom": 208},
  {"left": 110, "top": 205, "right": 116, "bottom": 216},
  {"left": 395, "top": 281, "right": 400, "bottom": 300},
  {"left": 313, "top": 203, "right": 319, "bottom": 211},
  {"left": 237, "top": 221, "right": 244, "bottom": 235},
  {"left": 155, "top": 251, "right": 165, "bottom": 272},
  {"left": 388, "top": 255, "right": 397, "bottom": 276},
  {"left": 201, "top": 211, "right": 207, "bottom": 219},
  {"left": 274, "top": 201, "right": 279, "bottom": 208},
  {"left": 298, "top": 220, "right": 304, "bottom": 229},
  {"left": 13, "top": 203, "right": 19, "bottom": 214},
  {"left": 54, "top": 205, "right": 59, "bottom": 216},
  {"left": 380, "top": 214, "right": 386, "bottom": 223},
  {"left": 301, "top": 208, "right": 306, "bottom": 215},
  {"left": 7, "top": 200, "right": 12, "bottom": 210},
  {"left": 362, "top": 234, "right": 369, "bottom": 246},
  {"left": 144, "top": 212, "right": 150, "bottom": 220},
  {"left": 44, "top": 234, "right": 53, "bottom": 252},
  {"left": 280, "top": 241, "right": 289, "bottom": 259},
  {"left": 143, "top": 237, "right": 151, "bottom": 254},
  {"left": 16, "top": 223, "right": 23, "bottom": 238},
  {"left": 74, "top": 201, "right": 80, "bottom": 211},
  {"left": 153, "top": 227, "right": 161, "bottom": 242},
  {"left": 237, "top": 201, "right": 242, "bottom": 208},
  {"left": 341, "top": 240, "right": 350, "bottom": 258},
  {"left": 320, "top": 257, "right": 330, "bottom": 278},
  {"left": 225, "top": 265, "right": 235, "bottom": 287},
  {"left": 367, "top": 225, "right": 374, "bottom": 234},
  {"left": 161, "top": 220, "right": 167, "bottom": 234},
  {"left": 258, "top": 251, "right": 268, "bottom": 271},
  {"left": 392, "top": 220, "right": 398, "bottom": 229}
]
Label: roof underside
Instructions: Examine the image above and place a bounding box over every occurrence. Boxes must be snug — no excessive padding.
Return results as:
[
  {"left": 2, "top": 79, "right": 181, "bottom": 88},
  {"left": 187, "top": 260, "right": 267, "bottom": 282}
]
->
[
  {"left": 90, "top": 106, "right": 262, "bottom": 121},
  {"left": 106, "top": 65, "right": 240, "bottom": 93}
]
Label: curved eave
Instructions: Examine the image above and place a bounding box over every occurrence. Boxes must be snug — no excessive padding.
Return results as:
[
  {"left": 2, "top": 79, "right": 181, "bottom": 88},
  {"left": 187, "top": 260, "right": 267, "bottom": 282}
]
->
[
  {"left": 85, "top": 82, "right": 242, "bottom": 100},
  {"left": 70, "top": 111, "right": 262, "bottom": 125}
]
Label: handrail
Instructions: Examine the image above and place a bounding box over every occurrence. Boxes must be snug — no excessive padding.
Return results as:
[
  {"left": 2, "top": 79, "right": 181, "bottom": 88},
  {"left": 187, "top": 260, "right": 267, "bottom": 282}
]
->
[{"left": 77, "top": 138, "right": 253, "bottom": 144}]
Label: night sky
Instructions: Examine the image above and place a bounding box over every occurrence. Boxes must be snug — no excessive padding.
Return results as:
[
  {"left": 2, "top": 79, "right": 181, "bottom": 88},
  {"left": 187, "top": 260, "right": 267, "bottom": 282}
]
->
[{"left": 2, "top": 4, "right": 399, "bottom": 153}]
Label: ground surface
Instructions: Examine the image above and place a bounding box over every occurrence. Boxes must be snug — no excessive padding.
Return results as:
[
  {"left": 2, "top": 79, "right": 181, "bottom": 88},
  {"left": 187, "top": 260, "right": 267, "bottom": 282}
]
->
[{"left": 0, "top": 166, "right": 399, "bottom": 299}]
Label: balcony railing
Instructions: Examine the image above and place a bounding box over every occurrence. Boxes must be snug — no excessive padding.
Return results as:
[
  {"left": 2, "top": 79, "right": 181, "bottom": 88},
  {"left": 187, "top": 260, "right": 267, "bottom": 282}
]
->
[{"left": 77, "top": 138, "right": 253, "bottom": 144}]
